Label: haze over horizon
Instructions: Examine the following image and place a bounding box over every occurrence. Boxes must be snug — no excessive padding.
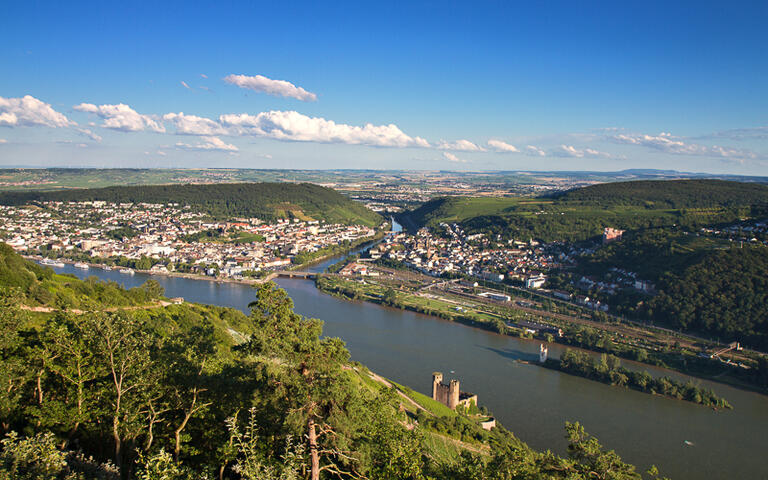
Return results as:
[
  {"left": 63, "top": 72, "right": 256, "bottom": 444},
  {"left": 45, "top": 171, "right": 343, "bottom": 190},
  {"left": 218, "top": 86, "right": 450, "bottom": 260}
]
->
[{"left": 1, "top": 1, "right": 767, "bottom": 174}]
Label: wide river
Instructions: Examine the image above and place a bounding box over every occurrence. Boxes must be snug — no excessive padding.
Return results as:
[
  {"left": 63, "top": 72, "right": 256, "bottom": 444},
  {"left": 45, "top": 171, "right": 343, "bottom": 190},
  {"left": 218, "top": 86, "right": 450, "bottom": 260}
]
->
[{"left": 41, "top": 244, "right": 768, "bottom": 479}]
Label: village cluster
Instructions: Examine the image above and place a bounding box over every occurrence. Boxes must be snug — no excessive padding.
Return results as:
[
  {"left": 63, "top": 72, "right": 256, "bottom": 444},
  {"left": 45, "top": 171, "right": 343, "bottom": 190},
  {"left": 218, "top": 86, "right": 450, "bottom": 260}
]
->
[
  {"left": 0, "top": 201, "right": 376, "bottom": 278},
  {"left": 359, "top": 223, "right": 652, "bottom": 313}
]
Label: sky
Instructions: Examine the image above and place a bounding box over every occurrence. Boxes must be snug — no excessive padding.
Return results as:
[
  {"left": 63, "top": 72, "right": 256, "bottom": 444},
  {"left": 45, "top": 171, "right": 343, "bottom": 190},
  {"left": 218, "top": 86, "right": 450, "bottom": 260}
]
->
[{"left": 1, "top": 1, "right": 767, "bottom": 174}]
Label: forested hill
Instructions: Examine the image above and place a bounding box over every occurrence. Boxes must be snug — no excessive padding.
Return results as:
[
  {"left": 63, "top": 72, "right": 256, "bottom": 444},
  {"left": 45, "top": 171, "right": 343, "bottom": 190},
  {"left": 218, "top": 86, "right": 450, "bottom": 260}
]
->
[
  {"left": 400, "top": 179, "right": 768, "bottom": 242},
  {"left": 0, "top": 182, "right": 383, "bottom": 226},
  {"left": 552, "top": 179, "right": 768, "bottom": 208}
]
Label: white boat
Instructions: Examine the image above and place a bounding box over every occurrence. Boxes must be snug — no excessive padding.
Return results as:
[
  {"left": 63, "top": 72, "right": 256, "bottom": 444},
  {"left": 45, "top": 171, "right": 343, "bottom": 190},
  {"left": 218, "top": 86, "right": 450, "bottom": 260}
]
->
[
  {"left": 103, "top": 266, "right": 112, "bottom": 271},
  {"left": 53, "top": 261, "right": 66, "bottom": 268},
  {"left": 74, "top": 262, "right": 89, "bottom": 269},
  {"left": 119, "top": 268, "right": 135, "bottom": 275},
  {"left": 40, "top": 258, "right": 57, "bottom": 266}
]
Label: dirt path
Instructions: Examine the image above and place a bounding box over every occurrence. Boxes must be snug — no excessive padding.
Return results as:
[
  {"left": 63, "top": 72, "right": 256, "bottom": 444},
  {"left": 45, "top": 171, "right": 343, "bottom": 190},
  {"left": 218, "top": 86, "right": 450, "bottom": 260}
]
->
[
  {"left": 20, "top": 300, "right": 173, "bottom": 315},
  {"left": 366, "top": 370, "right": 435, "bottom": 415}
]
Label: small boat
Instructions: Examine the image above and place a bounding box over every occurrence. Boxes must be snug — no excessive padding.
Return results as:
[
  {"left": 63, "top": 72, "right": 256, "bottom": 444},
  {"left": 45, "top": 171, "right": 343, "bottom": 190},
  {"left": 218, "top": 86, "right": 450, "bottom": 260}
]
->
[
  {"left": 103, "top": 266, "right": 112, "bottom": 271},
  {"left": 119, "top": 268, "right": 135, "bottom": 275},
  {"left": 74, "top": 262, "right": 89, "bottom": 269},
  {"left": 40, "top": 258, "right": 56, "bottom": 266},
  {"left": 53, "top": 261, "right": 66, "bottom": 268}
]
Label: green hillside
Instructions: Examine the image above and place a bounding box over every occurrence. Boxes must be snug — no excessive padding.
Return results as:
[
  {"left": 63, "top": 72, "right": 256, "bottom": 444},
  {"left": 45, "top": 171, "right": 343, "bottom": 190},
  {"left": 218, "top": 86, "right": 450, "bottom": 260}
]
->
[
  {"left": 0, "top": 182, "right": 383, "bottom": 226},
  {"left": 401, "top": 179, "right": 768, "bottom": 242}
]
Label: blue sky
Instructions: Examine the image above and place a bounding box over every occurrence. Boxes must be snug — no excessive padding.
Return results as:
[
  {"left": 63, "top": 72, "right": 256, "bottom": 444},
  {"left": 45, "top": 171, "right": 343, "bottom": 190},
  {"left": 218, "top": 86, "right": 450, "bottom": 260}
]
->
[{"left": 1, "top": 1, "right": 767, "bottom": 173}]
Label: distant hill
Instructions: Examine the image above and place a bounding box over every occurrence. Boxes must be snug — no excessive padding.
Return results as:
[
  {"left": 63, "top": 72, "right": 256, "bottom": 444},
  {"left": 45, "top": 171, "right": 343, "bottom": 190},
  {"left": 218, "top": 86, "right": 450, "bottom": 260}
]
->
[
  {"left": 401, "top": 179, "right": 768, "bottom": 242},
  {"left": 0, "top": 182, "right": 383, "bottom": 226},
  {"left": 552, "top": 179, "right": 768, "bottom": 209}
]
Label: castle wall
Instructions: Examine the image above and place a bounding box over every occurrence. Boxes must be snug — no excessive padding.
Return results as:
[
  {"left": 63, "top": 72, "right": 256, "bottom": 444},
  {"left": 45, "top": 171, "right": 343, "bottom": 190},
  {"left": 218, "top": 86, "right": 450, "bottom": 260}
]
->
[{"left": 432, "top": 373, "right": 463, "bottom": 409}]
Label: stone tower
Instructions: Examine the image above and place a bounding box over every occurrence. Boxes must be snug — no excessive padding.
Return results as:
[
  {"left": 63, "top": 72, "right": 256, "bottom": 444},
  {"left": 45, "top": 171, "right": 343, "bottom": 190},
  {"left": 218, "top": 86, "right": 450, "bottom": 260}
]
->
[
  {"left": 539, "top": 343, "right": 548, "bottom": 363},
  {"left": 432, "top": 372, "right": 443, "bottom": 401},
  {"left": 448, "top": 379, "right": 460, "bottom": 409}
]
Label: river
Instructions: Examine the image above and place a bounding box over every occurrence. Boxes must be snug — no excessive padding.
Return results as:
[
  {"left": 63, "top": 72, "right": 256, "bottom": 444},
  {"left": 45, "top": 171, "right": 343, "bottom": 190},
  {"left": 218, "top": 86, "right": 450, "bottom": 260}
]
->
[{"left": 38, "top": 227, "right": 768, "bottom": 479}]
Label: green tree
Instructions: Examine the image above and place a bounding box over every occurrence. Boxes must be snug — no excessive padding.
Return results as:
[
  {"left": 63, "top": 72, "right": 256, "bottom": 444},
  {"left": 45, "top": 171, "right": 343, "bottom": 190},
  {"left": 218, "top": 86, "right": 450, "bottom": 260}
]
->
[
  {"left": 86, "top": 312, "right": 154, "bottom": 470},
  {"left": 0, "top": 288, "right": 28, "bottom": 434},
  {"left": 565, "top": 421, "right": 641, "bottom": 479},
  {"left": 245, "top": 282, "right": 358, "bottom": 480}
]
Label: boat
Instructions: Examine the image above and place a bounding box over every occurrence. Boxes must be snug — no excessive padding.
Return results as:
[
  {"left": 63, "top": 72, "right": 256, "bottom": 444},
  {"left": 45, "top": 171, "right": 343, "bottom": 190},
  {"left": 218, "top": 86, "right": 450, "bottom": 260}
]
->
[
  {"left": 103, "top": 266, "right": 112, "bottom": 271},
  {"left": 40, "top": 258, "right": 57, "bottom": 266},
  {"left": 119, "top": 268, "right": 135, "bottom": 275},
  {"left": 53, "top": 261, "right": 66, "bottom": 268},
  {"left": 74, "top": 262, "right": 89, "bottom": 269}
]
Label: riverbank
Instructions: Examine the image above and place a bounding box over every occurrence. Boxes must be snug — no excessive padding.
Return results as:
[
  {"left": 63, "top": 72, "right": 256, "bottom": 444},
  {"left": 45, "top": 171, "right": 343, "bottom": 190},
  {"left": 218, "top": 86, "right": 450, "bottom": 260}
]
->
[
  {"left": 26, "top": 231, "right": 386, "bottom": 287},
  {"left": 27, "top": 255, "right": 267, "bottom": 285},
  {"left": 315, "top": 272, "right": 768, "bottom": 397},
  {"left": 287, "top": 229, "right": 387, "bottom": 271},
  {"left": 316, "top": 274, "right": 524, "bottom": 334}
]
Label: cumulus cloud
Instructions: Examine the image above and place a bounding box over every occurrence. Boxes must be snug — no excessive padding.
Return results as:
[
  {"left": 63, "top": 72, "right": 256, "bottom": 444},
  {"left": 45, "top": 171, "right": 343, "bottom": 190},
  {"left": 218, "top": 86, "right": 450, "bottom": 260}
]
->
[
  {"left": 437, "top": 139, "right": 486, "bottom": 151},
  {"left": 0, "top": 95, "right": 74, "bottom": 128},
  {"left": 176, "top": 136, "right": 238, "bottom": 152},
  {"left": 163, "top": 112, "right": 228, "bottom": 136},
  {"left": 224, "top": 74, "right": 317, "bottom": 102},
  {"left": 610, "top": 132, "right": 758, "bottom": 160},
  {"left": 442, "top": 152, "right": 467, "bottom": 163},
  {"left": 218, "top": 110, "right": 430, "bottom": 148},
  {"left": 525, "top": 145, "right": 546, "bottom": 157},
  {"left": 74, "top": 103, "right": 165, "bottom": 133},
  {"left": 487, "top": 139, "right": 519, "bottom": 153}
]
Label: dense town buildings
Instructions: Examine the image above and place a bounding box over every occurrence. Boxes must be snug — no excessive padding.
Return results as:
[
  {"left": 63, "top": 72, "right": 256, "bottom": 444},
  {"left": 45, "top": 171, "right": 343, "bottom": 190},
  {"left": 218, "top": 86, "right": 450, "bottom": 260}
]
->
[{"left": 0, "top": 201, "right": 375, "bottom": 278}]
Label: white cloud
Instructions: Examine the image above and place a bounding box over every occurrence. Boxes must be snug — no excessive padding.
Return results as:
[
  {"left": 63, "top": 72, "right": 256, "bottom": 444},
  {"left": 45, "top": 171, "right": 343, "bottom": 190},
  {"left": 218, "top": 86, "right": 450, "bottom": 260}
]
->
[
  {"left": 525, "top": 145, "right": 546, "bottom": 156},
  {"left": 700, "top": 126, "right": 768, "bottom": 141},
  {"left": 0, "top": 139, "right": 7, "bottom": 144},
  {"left": 218, "top": 110, "right": 430, "bottom": 148},
  {"left": 181, "top": 81, "right": 191, "bottom": 90},
  {"left": 76, "top": 128, "right": 102, "bottom": 142},
  {"left": 442, "top": 152, "right": 467, "bottom": 163},
  {"left": 610, "top": 132, "right": 759, "bottom": 160},
  {"left": 224, "top": 74, "right": 317, "bottom": 102},
  {"left": 0, "top": 95, "right": 74, "bottom": 128},
  {"left": 163, "top": 112, "right": 228, "bottom": 135},
  {"left": 176, "top": 136, "right": 238, "bottom": 152},
  {"left": 74, "top": 103, "right": 165, "bottom": 133},
  {"left": 200, "top": 74, "right": 208, "bottom": 79},
  {"left": 554, "top": 145, "right": 614, "bottom": 158},
  {"left": 437, "top": 139, "right": 486, "bottom": 152},
  {"left": 487, "top": 139, "right": 519, "bottom": 153}
]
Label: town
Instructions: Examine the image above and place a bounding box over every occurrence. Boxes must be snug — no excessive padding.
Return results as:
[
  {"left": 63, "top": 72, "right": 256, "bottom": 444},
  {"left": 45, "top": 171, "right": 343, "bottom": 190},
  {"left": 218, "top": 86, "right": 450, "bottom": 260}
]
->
[{"left": 0, "top": 200, "right": 377, "bottom": 278}]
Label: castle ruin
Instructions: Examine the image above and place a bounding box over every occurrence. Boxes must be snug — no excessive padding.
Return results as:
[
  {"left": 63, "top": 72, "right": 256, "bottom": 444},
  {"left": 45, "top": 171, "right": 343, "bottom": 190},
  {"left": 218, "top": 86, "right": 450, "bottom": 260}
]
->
[{"left": 432, "top": 372, "right": 478, "bottom": 410}]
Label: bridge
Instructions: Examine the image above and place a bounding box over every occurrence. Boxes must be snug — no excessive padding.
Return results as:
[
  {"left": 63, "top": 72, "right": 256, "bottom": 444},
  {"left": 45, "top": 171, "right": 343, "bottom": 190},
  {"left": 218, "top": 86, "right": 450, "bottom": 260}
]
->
[{"left": 274, "top": 271, "right": 317, "bottom": 279}]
